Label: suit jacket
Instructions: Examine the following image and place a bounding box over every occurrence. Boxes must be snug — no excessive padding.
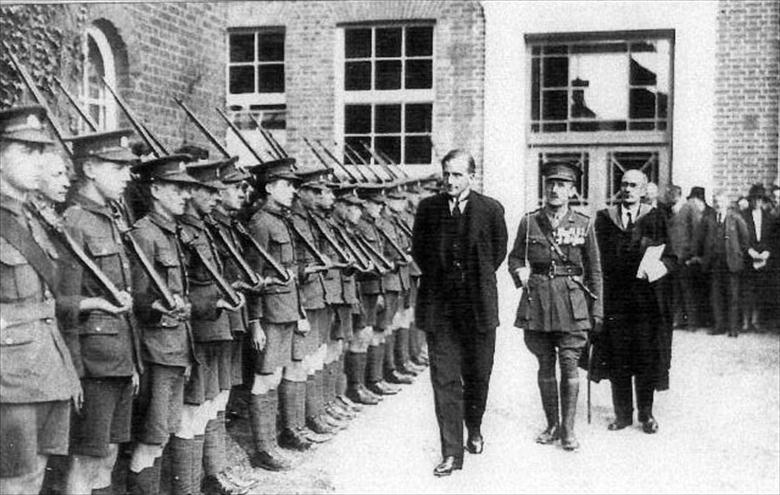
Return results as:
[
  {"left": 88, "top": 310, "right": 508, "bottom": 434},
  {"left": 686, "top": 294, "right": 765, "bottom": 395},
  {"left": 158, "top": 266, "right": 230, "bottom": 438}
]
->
[
  {"left": 742, "top": 208, "right": 775, "bottom": 254},
  {"left": 700, "top": 210, "right": 749, "bottom": 273},
  {"left": 412, "top": 191, "right": 507, "bottom": 332}
]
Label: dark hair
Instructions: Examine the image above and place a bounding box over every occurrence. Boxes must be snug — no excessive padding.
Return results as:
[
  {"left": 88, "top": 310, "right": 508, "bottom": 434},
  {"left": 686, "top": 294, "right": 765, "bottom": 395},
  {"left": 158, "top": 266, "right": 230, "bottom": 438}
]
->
[{"left": 441, "top": 149, "right": 476, "bottom": 174}]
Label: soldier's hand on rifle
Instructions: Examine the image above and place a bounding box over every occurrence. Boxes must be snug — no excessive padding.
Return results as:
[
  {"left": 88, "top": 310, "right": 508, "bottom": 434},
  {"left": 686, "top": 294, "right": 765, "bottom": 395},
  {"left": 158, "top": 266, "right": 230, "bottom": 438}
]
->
[
  {"left": 249, "top": 320, "right": 266, "bottom": 351},
  {"left": 304, "top": 263, "right": 330, "bottom": 275},
  {"left": 81, "top": 295, "right": 132, "bottom": 315},
  {"left": 217, "top": 292, "right": 245, "bottom": 312},
  {"left": 296, "top": 318, "right": 311, "bottom": 335}
]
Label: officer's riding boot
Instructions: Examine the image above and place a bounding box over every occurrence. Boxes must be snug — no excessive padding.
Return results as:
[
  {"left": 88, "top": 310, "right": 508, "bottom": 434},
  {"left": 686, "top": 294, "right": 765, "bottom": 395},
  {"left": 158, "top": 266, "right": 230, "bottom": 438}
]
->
[
  {"left": 169, "top": 436, "right": 193, "bottom": 495},
  {"left": 127, "top": 456, "right": 162, "bottom": 495},
  {"left": 560, "top": 379, "right": 580, "bottom": 451},
  {"left": 608, "top": 376, "right": 634, "bottom": 430},
  {"left": 278, "top": 380, "right": 312, "bottom": 451},
  {"left": 346, "top": 351, "right": 380, "bottom": 405},
  {"left": 535, "top": 377, "right": 560, "bottom": 444},
  {"left": 248, "top": 393, "right": 291, "bottom": 471}
]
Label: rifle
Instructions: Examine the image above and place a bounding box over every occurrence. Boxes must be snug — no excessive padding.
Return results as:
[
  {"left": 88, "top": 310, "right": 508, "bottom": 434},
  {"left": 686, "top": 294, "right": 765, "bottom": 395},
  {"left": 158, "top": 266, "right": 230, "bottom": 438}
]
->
[
  {"left": 286, "top": 217, "right": 331, "bottom": 267},
  {"left": 321, "top": 140, "right": 370, "bottom": 182},
  {"left": 377, "top": 223, "right": 412, "bottom": 263},
  {"left": 100, "top": 76, "right": 161, "bottom": 158},
  {"left": 141, "top": 121, "right": 169, "bottom": 155},
  {"left": 53, "top": 76, "right": 98, "bottom": 131},
  {"left": 304, "top": 137, "right": 359, "bottom": 183},
  {"left": 309, "top": 213, "right": 352, "bottom": 265},
  {"left": 232, "top": 221, "right": 291, "bottom": 282},
  {"left": 110, "top": 202, "right": 177, "bottom": 310},
  {"left": 354, "top": 231, "right": 393, "bottom": 272},
  {"left": 177, "top": 226, "right": 243, "bottom": 308},
  {"left": 33, "top": 204, "right": 126, "bottom": 306},
  {"left": 246, "top": 113, "right": 285, "bottom": 159},
  {"left": 392, "top": 215, "right": 414, "bottom": 238},
  {"left": 345, "top": 141, "right": 388, "bottom": 183},
  {"left": 173, "top": 98, "right": 231, "bottom": 158},
  {"left": 215, "top": 108, "right": 266, "bottom": 164},
  {"left": 359, "top": 141, "right": 399, "bottom": 181},
  {"left": 331, "top": 222, "right": 372, "bottom": 272},
  {"left": 205, "top": 216, "right": 261, "bottom": 286},
  {"left": 4, "top": 47, "right": 73, "bottom": 156},
  {"left": 587, "top": 333, "right": 592, "bottom": 424}
]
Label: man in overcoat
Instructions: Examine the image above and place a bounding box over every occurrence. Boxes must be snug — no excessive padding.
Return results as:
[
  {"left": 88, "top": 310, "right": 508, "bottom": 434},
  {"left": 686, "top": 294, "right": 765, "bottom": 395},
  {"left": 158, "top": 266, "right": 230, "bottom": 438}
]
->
[
  {"left": 412, "top": 149, "right": 507, "bottom": 476},
  {"left": 593, "top": 169, "right": 676, "bottom": 434}
]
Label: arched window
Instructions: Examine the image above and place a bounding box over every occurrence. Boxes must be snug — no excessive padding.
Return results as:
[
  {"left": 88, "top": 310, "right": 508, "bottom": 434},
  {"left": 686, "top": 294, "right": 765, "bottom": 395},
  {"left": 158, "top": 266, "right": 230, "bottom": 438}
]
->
[{"left": 81, "top": 26, "right": 117, "bottom": 131}]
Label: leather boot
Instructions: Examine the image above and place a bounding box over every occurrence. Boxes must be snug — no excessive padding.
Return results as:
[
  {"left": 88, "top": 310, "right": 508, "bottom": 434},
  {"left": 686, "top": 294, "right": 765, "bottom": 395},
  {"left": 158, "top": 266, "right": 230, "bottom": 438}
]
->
[
  {"left": 346, "top": 352, "right": 378, "bottom": 405},
  {"left": 394, "top": 328, "right": 412, "bottom": 373},
  {"left": 382, "top": 336, "right": 397, "bottom": 377},
  {"left": 535, "top": 377, "right": 560, "bottom": 444},
  {"left": 127, "top": 456, "right": 162, "bottom": 495},
  {"left": 560, "top": 379, "right": 580, "bottom": 451},
  {"left": 278, "top": 380, "right": 312, "bottom": 451},
  {"left": 298, "top": 381, "right": 332, "bottom": 443},
  {"left": 203, "top": 412, "right": 229, "bottom": 483},
  {"left": 248, "top": 393, "right": 292, "bottom": 471},
  {"left": 305, "top": 374, "right": 327, "bottom": 426}
]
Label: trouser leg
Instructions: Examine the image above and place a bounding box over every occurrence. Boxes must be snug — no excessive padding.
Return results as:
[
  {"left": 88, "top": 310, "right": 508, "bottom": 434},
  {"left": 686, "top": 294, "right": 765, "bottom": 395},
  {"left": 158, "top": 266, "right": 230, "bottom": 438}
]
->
[
  {"left": 710, "top": 270, "right": 727, "bottom": 333},
  {"left": 610, "top": 375, "right": 634, "bottom": 423},
  {"left": 462, "top": 328, "right": 497, "bottom": 431},
  {"left": 426, "top": 325, "right": 464, "bottom": 460},
  {"left": 728, "top": 273, "right": 741, "bottom": 334}
]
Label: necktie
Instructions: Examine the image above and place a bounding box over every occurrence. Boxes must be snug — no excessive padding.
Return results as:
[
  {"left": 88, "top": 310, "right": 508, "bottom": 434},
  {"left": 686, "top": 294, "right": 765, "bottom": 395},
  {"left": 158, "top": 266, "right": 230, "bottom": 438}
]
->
[
  {"left": 718, "top": 213, "right": 724, "bottom": 225},
  {"left": 451, "top": 200, "right": 461, "bottom": 219},
  {"left": 626, "top": 211, "right": 634, "bottom": 230}
]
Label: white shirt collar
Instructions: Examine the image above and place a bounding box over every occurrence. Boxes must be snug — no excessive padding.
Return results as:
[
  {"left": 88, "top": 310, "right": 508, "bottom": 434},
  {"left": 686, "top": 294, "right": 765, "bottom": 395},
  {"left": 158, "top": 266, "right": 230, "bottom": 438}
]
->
[{"left": 448, "top": 188, "right": 471, "bottom": 212}]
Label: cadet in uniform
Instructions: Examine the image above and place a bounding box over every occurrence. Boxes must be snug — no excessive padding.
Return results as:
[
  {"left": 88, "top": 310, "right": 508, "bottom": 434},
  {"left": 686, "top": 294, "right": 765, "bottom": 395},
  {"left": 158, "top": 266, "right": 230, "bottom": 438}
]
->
[
  {"left": 57, "top": 130, "right": 142, "bottom": 493},
  {"left": 0, "top": 106, "right": 82, "bottom": 495},
  {"left": 508, "top": 159, "right": 603, "bottom": 451},
  {"left": 244, "top": 160, "right": 305, "bottom": 471},
  {"left": 174, "top": 156, "right": 246, "bottom": 495},
  {"left": 127, "top": 155, "right": 198, "bottom": 494},
  {"left": 356, "top": 185, "right": 401, "bottom": 396}
]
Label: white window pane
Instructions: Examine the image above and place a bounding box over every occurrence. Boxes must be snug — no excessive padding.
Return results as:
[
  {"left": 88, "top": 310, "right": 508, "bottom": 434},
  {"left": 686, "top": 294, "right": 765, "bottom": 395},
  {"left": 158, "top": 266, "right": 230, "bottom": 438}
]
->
[{"left": 570, "top": 53, "right": 628, "bottom": 120}]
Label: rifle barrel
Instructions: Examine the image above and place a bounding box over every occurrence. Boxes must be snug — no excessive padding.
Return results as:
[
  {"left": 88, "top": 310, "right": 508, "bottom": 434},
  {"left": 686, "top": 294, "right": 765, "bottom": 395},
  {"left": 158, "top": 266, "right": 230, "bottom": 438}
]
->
[
  {"left": 216, "top": 108, "right": 266, "bottom": 164},
  {"left": 173, "top": 98, "right": 231, "bottom": 158},
  {"left": 233, "top": 221, "right": 290, "bottom": 281},
  {"left": 100, "top": 76, "right": 161, "bottom": 158},
  {"left": 246, "top": 113, "right": 284, "bottom": 159},
  {"left": 53, "top": 77, "right": 98, "bottom": 131}
]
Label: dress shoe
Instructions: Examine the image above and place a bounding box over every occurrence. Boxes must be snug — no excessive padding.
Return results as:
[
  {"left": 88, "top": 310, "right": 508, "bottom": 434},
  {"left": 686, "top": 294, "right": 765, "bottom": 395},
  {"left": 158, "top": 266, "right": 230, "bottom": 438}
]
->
[
  {"left": 535, "top": 424, "right": 560, "bottom": 444},
  {"left": 465, "top": 430, "right": 484, "bottom": 454},
  {"left": 708, "top": 328, "right": 726, "bottom": 335},
  {"left": 251, "top": 448, "right": 292, "bottom": 471},
  {"left": 397, "top": 362, "right": 420, "bottom": 376},
  {"left": 607, "top": 418, "right": 633, "bottom": 431},
  {"left": 405, "top": 360, "right": 426, "bottom": 374},
  {"left": 385, "top": 370, "right": 414, "bottom": 384},
  {"left": 368, "top": 380, "right": 399, "bottom": 396},
  {"left": 320, "top": 412, "right": 347, "bottom": 430},
  {"left": 326, "top": 402, "right": 355, "bottom": 420},
  {"left": 307, "top": 414, "right": 337, "bottom": 434},
  {"left": 279, "top": 428, "right": 312, "bottom": 451},
  {"left": 337, "top": 394, "right": 364, "bottom": 413},
  {"left": 433, "top": 456, "right": 462, "bottom": 477},
  {"left": 641, "top": 416, "right": 659, "bottom": 434},
  {"left": 364, "top": 385, "right": 384, "bottom": 401},
  {"left": 728, "top": 329, "right": 739, "bottom": 338},
  {"left": 347, "top": 385, "right": 380, "bottom": 405},
  {"left": 201, "top": 472, "right": 249, "bottom": 495}
]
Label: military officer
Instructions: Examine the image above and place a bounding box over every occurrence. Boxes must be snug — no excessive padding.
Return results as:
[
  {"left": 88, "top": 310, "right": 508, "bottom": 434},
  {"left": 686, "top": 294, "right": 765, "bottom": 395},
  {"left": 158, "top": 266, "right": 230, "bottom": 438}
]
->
[
  {"left": 55, "top": 130, "right": 142, "bottom": 494},
  {"left": 508, "top": 159, "right": 603, "bottom": 451},
  {"left": 126, "top": 154, "right": 198, "bottom": 494},
  {"left": 173, "top": 155, "right": 247, "bottom": 495},
  {"left": 244, "top": 159, "right": 306, "bottom": 471},
  {"left": 0, "top": 106, "right": 82, "bottom": 495}
]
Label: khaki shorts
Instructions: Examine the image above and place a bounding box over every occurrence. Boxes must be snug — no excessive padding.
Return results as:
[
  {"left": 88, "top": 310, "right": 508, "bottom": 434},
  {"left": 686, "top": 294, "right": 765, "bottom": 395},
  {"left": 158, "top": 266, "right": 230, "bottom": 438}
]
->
[{"left": 1, "top": 400, "right": 70, "bottom": 477}]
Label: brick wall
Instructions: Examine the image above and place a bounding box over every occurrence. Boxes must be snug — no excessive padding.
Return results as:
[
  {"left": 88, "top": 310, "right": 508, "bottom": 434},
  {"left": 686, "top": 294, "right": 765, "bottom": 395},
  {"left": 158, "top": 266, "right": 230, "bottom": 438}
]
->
[
  {"left": 715, "top": 0, "right": 780, "bottom": 195},
  {"left": 0, "top": 3, "right": 228, "bottom": 157},
  {"left": 227, "top": 0, "right": 486, "bottom": 187}
]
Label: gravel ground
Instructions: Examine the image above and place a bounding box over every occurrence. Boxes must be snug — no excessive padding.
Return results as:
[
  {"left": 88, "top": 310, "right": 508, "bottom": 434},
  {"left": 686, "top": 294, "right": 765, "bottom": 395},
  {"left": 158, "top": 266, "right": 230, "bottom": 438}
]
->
[{"left": 226, "top": 325, "right": 780, "bottom": 494}]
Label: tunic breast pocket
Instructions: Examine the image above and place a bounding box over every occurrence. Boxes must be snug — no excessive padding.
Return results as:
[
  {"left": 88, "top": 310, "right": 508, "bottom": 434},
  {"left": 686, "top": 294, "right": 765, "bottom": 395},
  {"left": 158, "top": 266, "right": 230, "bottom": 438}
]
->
[
  {"left": 81, "top": 312, "right": 121, "bottom": 336},
  {"left": 527, "top": 235, "right": 549, "bottom": 261},
  {"left": 566, "top": 278, "right": 590, "bottom": 321},
  {"left": 0, "top": 245, "right": 42, "bottom": 300},
  {"left": 85, "top": 236, "right": 124, "bottom": 285},
  {"left": 155, "top": 248, "right": 181, "bottom": 289},
  {"left": 270, "top": 230, "right": 294, "bottom": 267}
]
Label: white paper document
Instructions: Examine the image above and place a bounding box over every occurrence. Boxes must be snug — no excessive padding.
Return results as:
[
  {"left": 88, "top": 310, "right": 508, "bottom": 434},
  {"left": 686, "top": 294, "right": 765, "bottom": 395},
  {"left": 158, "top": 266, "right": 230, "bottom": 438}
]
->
[{"left": 636, "top": 244, "right": 668, "bottom": 282}]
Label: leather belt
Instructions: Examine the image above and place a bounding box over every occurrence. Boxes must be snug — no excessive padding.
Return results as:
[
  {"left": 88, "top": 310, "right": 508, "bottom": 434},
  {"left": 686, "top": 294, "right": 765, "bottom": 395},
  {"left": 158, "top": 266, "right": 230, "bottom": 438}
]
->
[{"left": 530, "top": 263, "right": 583, "bottom": 277}]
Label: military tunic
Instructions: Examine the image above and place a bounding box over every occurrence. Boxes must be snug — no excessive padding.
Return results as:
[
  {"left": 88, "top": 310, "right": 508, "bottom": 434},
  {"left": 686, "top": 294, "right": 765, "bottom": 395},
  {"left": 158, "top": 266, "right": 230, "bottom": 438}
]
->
[
  {"left": 356, "top": 216, "right": 385, "bottom": 327},
  {"left": 509, "top": 208, "right": 603, "bottom": 332}
]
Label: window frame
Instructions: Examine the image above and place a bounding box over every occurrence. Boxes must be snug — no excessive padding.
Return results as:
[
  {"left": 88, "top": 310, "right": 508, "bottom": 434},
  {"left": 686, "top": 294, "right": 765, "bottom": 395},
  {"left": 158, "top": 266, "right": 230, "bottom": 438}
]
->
[
  {"left": 525, "top": 29, "right": 675, "bottom": 147},
  {"left": 81, "top": 26, "right": 117, "bottom": 131},
  {"left": 226, "top": 26, "right": 286, "bottom": 108},
  {"left": 335, "top": 21, "right": 436, "bottom": 167}
]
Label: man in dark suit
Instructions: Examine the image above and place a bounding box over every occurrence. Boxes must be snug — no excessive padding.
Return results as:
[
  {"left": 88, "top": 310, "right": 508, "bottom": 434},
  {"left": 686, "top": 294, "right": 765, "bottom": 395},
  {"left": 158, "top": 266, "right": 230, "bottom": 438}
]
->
[
  {"left": 741, "top": 184, "right": 776, "bottom": 332},
  {"left": 412, "top": 149, "right": 507, "bottom": 477}
]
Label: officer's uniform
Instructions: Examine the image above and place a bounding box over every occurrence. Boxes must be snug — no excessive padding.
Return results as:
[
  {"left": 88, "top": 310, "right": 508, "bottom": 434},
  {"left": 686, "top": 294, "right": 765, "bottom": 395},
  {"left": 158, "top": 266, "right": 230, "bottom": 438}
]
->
[
  {"left": 0, "top": 106, "right": 81, "bottom": 481},
  {"left": 508, "top": 160, "right": 603, "bottom": 451},
  {"left": 58, "top": 130, "right": 143, "bottom": 458},
  {"left": 130, "top": 155, "right": 199, "bottom": 447}
]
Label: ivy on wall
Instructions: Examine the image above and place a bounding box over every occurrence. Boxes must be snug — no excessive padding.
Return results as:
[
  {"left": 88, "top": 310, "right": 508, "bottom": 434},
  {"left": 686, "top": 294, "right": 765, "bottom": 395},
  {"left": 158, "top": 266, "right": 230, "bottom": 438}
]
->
[{"left": 0, "top": 4, "right": 85, "bottom": 114}]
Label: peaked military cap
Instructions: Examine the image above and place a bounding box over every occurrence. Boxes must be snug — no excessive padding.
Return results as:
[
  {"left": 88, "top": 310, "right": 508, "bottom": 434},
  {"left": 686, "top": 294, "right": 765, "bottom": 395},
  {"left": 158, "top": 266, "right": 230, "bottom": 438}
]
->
[
  {"left": 186, "top": 158, "right": 228, "bottom": 191},
  {"left": 356, "top": 182, "right": 386, "bottom": 204},
  {"left": 248, "top": 157, "right": 300, "bottom": 184},
  {"left": 219, "top": 157, "right": 251, "bottom": 184},
  {"left": 0, "top": 105, "right": 53, "bottom": 145},
  {"left": 175, "top": 144, "right": 210, "bottom": 161},
  {"left": 64, "top": 129, "right": 137, "bottom": 163},
  {"left": 296, "top": 164, "right": 333, "bottom": 190},
  {"left": 541, "top": 157, "right": 581, "bottom": 182},
  {"left": 132, "top": 154, "right": 200, "bottom": 186},
  {"left": 334, "top": 186, "right": 364, "bottom": 206}
]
